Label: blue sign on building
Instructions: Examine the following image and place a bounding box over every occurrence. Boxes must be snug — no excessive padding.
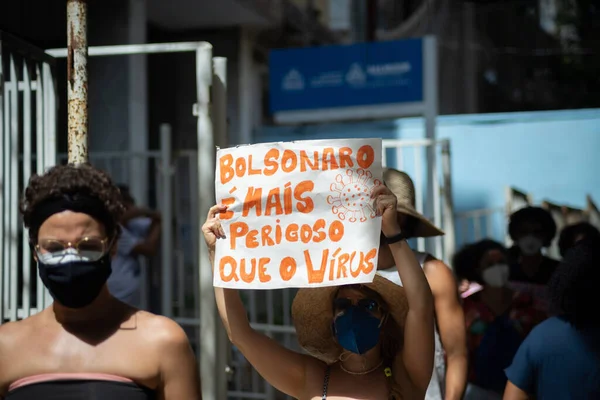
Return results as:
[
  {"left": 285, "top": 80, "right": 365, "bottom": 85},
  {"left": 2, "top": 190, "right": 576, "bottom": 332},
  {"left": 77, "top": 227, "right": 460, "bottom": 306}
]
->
[{"left": 269, "top": 38, "right": 424, "bottom": 114}]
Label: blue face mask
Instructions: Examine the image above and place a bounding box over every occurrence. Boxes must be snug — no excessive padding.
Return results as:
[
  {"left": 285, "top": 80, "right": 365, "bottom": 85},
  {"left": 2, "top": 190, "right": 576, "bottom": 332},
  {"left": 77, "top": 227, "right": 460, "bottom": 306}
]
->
[{"left": 333, "top": 305, "right": 383, "bottom": 354}]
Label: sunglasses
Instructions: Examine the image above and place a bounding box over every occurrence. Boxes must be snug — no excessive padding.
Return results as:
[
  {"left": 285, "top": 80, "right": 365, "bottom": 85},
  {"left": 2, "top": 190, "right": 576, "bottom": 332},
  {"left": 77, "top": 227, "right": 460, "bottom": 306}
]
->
[
  {"left": 35, "top": 236, "right": 110, "bottom": 262},
  {"left": 333, "top": 297, "right": 380, "bottom": 313}
]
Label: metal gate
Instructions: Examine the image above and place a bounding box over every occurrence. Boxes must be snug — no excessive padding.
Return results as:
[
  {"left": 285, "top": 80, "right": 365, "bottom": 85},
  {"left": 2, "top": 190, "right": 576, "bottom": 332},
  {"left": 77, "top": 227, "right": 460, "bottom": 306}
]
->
[
  {"left": 46, "top": 41, "right": 227, "bottom": 400},
  {"left": 455, "top": 207, "right": 505, "bottom": 247},
  {"left": 0, "top": 31, "right": 57, "bottom": 322},
  {"left": 1, "top": 36, "right": 229, "bottom": 399},
  {"left": 453, "top": 187, "right": 535, "bottom": 250}
]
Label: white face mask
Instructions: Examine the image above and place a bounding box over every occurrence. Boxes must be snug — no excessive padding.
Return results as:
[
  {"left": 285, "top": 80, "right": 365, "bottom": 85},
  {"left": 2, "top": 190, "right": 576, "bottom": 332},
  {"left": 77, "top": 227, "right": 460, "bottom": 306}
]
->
[
  {"left": 481, "top": 263, "right": 510, "bottom": 288},
  {"left": 517, "top": 235, "right": 543, "bottom": 256}
]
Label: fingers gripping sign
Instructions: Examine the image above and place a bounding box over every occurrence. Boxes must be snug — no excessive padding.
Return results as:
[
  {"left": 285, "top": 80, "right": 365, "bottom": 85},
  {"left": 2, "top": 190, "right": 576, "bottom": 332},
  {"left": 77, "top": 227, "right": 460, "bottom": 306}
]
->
[
  {"left": 203, "top": 204, "right": 228, "bottom": 251},
  {"left": 371, "top": 184, "right": 402, "bottom": 238}
]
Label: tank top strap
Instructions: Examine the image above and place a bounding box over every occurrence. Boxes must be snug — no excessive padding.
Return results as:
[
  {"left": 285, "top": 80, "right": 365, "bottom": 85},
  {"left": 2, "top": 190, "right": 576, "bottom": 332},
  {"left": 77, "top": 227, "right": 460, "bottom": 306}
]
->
[{"left": 322, "top": 366, "right": 331, "bottom": 399}]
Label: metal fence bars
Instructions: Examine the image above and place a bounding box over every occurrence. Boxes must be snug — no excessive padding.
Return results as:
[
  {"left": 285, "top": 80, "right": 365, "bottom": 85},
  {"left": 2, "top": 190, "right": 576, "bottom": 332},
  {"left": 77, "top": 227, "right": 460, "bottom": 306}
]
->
[
  {"left": 0, "top": 31, "right": 57, "bottom": 323},
  {"left": 454, "top": 186, "right": 534, "bottom": 249},
  {"left": 46, "top": 40, "right": 226, "bottom": 400}
]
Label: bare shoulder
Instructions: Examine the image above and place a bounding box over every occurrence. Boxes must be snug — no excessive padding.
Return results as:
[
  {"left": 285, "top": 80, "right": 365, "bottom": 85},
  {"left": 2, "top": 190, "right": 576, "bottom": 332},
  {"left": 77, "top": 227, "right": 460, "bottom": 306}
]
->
[
  {"left": 135, "top": 311, "right": 190, "bottom": 348},
  {"left": 0, "top": 321, "right": 20, "bottom": 361},
  {"left": 422, "top": 257, "right": 458, "bottom": 293},
  {"left": 423, "top": 256, "right": 452, "bottom": 277},
  {"left": 0, "top": 316, "right": 37, "bottom": 351},
  {"left": 0, "top": 317, "right": 39, "bottom": 392},
  {"left": 422, "top": 256, "right": 450, "bottom": 274},
  {"left": 132, "top": 311, "right": 198, "bottom": 393}
]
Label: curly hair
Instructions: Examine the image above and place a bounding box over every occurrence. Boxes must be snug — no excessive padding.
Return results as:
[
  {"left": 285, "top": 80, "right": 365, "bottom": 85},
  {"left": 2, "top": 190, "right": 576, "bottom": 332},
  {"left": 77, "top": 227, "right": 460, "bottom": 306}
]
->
[
  {"left": 508, "top": 206, "right": 557, "bottom": 246},
  {"left": 558, "top": 222, "right": 600, "bottom": 258},
  {"left": 452, "top": 239, "right": 507, "bottom": 283},
  {"left": 20, "top": 163, "right": 125, "bottom": 241},
  {"left": 548, "top": 239, "right": 600, "bottom": 328}
]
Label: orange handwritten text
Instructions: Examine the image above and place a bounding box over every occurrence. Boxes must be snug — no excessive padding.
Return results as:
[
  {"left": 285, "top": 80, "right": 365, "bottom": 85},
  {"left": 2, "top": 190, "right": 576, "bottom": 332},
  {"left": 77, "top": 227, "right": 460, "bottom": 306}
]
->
[
  {"left": 304, "top": 247, "right": 377, "bottom": 284},
  {"left": 279, "top": 257, "right": 297, "bottom": 281},
  {"left": 219, "top": 256, "right": 272, "bottom": 283},
  {"left": 228, "top": 219, "right": 345, "bottom": 250},
  {"left": 218, "top": 247, "right": 377, "bottom": 285},
  {"left": 219, "top": 145, "right": 375, "bottom": 184},
  {"left": 240, "top": 181, "right": 314, "bottom": 218}
]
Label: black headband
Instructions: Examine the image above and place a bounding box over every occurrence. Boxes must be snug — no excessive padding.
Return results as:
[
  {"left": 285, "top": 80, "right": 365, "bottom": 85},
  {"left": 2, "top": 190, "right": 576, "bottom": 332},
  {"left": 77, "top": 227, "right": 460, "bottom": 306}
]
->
[{"left": 28, "top": 193, "right": 116, "bottom": 241}]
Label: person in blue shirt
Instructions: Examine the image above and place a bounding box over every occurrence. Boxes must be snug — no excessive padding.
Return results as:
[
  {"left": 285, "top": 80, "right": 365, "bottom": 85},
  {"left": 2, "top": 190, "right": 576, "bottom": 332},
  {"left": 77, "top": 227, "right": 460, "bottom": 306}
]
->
[
  {"left": 503, "top": 239, "right": 600, "bottom": 400},
  {"left": 107, "top": 185, "right": 161, "bottom": 308}
]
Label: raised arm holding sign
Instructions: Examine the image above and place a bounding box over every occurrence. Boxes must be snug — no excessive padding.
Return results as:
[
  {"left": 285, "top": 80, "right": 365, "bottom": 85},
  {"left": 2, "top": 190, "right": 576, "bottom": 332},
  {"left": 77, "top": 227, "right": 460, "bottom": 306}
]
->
[{"left": 202, "top": 139, "right": 435, "bottom": 400}]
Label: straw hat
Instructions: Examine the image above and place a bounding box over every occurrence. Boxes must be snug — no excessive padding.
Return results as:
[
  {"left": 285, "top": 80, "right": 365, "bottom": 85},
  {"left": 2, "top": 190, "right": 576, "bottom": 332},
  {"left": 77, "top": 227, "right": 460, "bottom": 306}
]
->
[
  {"left": 291, "top": 275, "right": 409, "bottom": 364},
  {"left": 383, "top": 168, "right": 444, "bottom": 238}
]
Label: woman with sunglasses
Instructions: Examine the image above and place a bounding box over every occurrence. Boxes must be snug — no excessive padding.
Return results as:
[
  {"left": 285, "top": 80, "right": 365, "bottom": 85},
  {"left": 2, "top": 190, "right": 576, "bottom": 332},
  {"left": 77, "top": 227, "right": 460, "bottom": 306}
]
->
[
  {"left": 0, "top": 164, "right": 200, "bottom": 400},
  {"left": 203, "top": 184, "right": 434, "bottom": 399}
]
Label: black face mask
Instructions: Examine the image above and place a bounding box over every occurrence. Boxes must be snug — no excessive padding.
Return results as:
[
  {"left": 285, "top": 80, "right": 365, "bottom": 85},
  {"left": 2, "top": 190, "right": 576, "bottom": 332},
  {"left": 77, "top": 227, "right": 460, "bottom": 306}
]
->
[{"left": 38, "top": 253, "right": 112, "bottom": 309}]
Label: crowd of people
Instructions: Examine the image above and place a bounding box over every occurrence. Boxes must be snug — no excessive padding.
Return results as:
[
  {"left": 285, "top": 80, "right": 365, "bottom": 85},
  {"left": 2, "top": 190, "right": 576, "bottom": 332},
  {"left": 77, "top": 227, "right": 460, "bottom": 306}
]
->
[
  {"left": 205, "top": 167, "right": 600, "bottom": 400},
  {"left": 454, "top": 209, "right": 600, "bottom": 399},
  {"left": 0, "top": 162, "right": 598, "bottom": 400}
]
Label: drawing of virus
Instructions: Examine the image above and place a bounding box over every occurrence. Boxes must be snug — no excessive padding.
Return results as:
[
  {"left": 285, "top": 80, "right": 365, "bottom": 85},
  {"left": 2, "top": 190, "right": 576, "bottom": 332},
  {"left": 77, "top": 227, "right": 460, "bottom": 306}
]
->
[{"left": 327, "top": 169, "right": 382, "bottom": 222}]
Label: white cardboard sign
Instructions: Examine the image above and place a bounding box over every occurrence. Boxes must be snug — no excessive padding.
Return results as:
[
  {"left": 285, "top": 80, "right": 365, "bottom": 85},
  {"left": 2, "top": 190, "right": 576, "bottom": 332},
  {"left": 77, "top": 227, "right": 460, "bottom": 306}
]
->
[{"left": 213, "top": 138, "right": 383, "bottom": 289}]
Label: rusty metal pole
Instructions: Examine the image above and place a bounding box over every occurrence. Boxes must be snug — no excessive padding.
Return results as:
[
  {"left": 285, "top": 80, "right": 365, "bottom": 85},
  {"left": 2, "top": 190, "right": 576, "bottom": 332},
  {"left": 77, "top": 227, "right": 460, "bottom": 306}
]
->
[{"left": 67, "top": 0, "right": 88, "bottom": 164}]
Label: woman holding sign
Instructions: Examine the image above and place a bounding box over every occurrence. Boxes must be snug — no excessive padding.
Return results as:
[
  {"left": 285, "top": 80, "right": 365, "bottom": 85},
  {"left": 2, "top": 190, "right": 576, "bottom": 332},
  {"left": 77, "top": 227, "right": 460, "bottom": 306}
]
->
[{"left": 203, "top": 184, "right": 434, "bottom": 399}]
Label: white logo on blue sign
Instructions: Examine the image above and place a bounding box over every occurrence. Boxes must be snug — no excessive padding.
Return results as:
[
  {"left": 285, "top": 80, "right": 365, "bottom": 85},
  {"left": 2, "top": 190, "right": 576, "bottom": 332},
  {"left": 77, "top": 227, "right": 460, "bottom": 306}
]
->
[
  {"left": 346, "top": 63, "right": 366, "bottom": 86},
  {"left": 282, "top": 69, "right": 305, "bottom": 91}
]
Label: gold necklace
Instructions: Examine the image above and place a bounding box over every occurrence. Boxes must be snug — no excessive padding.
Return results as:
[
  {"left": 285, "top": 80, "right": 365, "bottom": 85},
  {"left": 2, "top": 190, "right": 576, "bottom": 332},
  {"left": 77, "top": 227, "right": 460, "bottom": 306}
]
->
[{"left": 339, "top": 359, "right": 384, "bottom": 375}]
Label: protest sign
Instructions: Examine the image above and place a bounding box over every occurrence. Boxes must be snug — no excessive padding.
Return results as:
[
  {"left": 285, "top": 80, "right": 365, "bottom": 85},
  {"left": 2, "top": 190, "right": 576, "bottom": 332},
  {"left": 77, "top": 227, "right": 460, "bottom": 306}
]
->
[{"left": 213, "top": 139, "right": 383, "bottom": 289}]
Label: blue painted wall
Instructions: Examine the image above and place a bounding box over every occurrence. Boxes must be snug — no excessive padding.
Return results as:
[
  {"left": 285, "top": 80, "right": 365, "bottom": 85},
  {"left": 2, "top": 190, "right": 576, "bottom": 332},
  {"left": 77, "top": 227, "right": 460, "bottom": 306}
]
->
[{"left": 256, "top": 108, "right": 600, "bottom": 213}]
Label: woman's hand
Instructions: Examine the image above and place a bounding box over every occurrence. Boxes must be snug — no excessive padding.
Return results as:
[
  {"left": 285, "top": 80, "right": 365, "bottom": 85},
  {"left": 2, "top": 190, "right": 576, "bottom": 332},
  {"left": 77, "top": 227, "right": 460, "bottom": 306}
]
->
[
  {"left": 202, "top": 204, "right": 227, "bottom": 251},
  {"left": 371, "top": 184, "right": 401, "bottom": 238}
]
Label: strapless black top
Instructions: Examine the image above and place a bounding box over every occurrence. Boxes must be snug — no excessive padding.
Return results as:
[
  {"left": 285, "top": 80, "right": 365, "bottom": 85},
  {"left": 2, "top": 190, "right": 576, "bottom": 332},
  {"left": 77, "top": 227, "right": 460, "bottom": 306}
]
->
[{"left": 6, "top": 379, "right": 157, "bottom": 400}]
